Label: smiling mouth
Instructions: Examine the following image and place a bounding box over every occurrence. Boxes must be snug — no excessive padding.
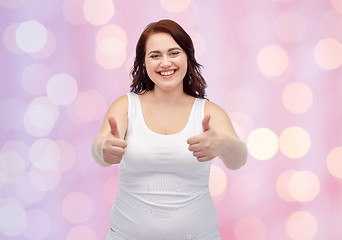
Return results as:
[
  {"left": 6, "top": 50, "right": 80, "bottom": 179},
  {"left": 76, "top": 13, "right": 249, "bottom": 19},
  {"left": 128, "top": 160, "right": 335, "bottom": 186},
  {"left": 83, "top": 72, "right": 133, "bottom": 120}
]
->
[{"left": 159, "top": 70, "right": 176, "bottom": 76}]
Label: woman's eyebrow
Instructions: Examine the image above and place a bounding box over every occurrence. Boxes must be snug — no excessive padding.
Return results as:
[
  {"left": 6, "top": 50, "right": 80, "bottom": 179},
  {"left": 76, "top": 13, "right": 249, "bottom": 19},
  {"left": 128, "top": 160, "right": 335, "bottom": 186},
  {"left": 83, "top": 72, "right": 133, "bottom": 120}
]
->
[{"left": 147, "top": 47, "right": 182, "bottom": 55}]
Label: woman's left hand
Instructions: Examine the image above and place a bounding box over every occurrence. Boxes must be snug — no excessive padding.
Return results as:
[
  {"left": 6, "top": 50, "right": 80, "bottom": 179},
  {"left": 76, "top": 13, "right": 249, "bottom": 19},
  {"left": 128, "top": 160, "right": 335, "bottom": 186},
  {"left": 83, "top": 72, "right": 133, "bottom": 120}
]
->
[{"left": 187, "top": 114, "right": 222, "bottom": 162}]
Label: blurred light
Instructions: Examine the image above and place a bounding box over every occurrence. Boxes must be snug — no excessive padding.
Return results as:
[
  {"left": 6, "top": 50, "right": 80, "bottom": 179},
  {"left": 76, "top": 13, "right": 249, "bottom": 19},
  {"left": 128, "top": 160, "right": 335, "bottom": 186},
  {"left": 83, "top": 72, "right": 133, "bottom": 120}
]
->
[
  {"left": 66, "top": 90, "right": 106, "bottom": 123},
  {"left": 96, "top": 24, "right": 127, "bottom": 46},
  {"left": 228, "top": 175, "right": 261, "bottom": 207},
  {"left": 95, "top": 39, "right": 127, "bottom": 69},
  {"left": 23, "top": 96, "right": 59, "bottom": 137},
  {"left": 46, "top": 73, "right": 78, "bottom": 106},
  {"left": 15, "top": 175, "right": 46, "bottom": 204},
  {"left": 21, "top": 64, "right": 51, "bottom": 96},
  {"left": 83, "top": 0, "right": 114, "bottom": 26},
  {"left": 56, "top": 141, "right": 76, "bottom": 172},
  {"left": 0, "top": 151, "right": 26, "bottom": 183},
  {"left": 62, "top": 192, "right": 93, "bottom": 223},
  {"left": 29, "top": 138, "right": 60, "bottom": 171},
  {"left": 289, "top": 171, "right": 320, "bottom": 202},
  {"left": 28, "top": 167, "right": 61, "bottom": 192},
  {"left": 0, "top": 203, "right": 27, "bottom": 236},
  {"left": 15, "top": 20, "right": 47, "bottom": 53},
  {"left": 331, "top": 0, "right": 342, "bottom": 14},
  {"left": 67, "top": 226, "right": 97, "bottom": 240},
  {"left": 314, "top": 38, "right": 342, "bottom": 70},
  {"left": 209, "top": 164, "right": 227, "bottom": 197},
  {"left": 63, "top": 0, "right": 87, "bottom": 25},
  {"left": 274, "top": 11, "right": 306, "bottom": 43},
  {"left": 327, "top": 146, "right": 342, "bottom": 179},
  {"left": 2, "top": 23, "right": 24, "bottom": 54},
  {"left": 95, "top": 25, "right": 127, "bottom": 69},
  {"left": 282, "top": 82, "right": 313, "bottom": 114},
  {"left": 30, "top": 30, "right": 56, "bottom": 59},
  {"left": 22, "top": 209, "right": 50, "bottom": 240},
  {"left": 235, "top": 217, "right": 266, "bottom": 240},
  {"left": 0, "top": 0, "right": 26, "bottom": 8},
  {"left": 286, "top": 211, "right": 318, "bottom": 240},
  {"left": 257, "top": 44, "right": 289, "bottom": 77},
  {"left": 160, "top": 0, "right": 191, "bottom": 13},
  {"left": 247, "top": 128, "right": 279, "bottom": 160},
  {"left": 1, "top": 140, "right": 28, "bottom": 158},
  {"left": 279, "top": 126, "right": 311, "bottom": 159},
  {"left": 276, "top": 170, "right": 297, "bottom": 202}
]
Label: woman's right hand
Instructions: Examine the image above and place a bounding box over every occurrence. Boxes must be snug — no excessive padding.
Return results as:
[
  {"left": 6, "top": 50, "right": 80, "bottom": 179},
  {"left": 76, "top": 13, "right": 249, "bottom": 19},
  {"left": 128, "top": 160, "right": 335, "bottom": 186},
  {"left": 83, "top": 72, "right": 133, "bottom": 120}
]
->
[{"left": 102, "top": 117, "right": 127, "bottom": 164}]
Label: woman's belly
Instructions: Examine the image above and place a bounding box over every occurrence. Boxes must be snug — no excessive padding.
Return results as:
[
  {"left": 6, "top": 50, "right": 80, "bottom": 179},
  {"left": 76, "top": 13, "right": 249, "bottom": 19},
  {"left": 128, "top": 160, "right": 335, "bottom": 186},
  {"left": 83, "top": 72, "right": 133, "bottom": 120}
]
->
[{"left": 109, "top": 189, "right": 220, "bottom": 240}]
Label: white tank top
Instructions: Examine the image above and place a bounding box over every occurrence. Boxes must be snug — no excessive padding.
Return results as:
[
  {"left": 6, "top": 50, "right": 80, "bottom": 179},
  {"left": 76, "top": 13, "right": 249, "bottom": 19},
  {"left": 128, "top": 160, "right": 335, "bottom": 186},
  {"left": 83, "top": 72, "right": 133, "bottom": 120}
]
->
[{"left": 108, "top": 92, "right": 220, "bottom": 240}]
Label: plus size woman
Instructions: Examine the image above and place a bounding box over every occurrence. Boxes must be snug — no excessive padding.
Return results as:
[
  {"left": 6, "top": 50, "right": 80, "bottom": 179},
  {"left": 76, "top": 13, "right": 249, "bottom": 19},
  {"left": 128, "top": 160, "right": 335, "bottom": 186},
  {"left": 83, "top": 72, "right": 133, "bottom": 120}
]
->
[{"left": 91, "top": 19, "right": 247, "bottom": 240}]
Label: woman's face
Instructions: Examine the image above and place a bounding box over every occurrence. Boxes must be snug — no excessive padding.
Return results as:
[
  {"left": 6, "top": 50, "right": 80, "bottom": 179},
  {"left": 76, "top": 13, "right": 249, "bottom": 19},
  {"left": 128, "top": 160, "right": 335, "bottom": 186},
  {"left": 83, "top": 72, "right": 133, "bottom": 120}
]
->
[{"left": 144, "top": 32, "right": 188, "bottom": 93}]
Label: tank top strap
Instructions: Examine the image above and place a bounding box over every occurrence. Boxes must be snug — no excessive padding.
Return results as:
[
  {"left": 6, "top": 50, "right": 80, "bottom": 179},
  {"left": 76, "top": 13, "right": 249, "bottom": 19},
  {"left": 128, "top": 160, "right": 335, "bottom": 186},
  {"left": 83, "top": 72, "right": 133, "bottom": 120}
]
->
[
  {"left": 190, "top": 98, "right": 206, "bottom": 132},
  {"left": 126, "top": 92, "right": 141, "bottom": 132}
]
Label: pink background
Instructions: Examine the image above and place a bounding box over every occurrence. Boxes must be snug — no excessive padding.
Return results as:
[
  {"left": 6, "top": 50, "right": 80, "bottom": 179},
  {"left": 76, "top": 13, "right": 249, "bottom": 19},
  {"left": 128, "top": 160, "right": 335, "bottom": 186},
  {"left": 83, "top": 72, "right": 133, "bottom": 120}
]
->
[{"left": 1, "top": 0, "right": 342, "bottom": 239}]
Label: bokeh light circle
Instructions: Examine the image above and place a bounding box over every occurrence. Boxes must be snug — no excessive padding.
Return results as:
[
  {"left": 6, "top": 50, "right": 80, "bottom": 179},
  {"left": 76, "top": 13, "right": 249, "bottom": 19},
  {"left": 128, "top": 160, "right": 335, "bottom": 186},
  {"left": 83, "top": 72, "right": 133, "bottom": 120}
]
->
[
  {"left": 247, "top": 128, "right": 279, "bottom": 160},
  {"left": 276, "top": 170, "right": 297, "bottom": 202},
  {"left": 67, "top": 226, "right": 97, "bottom": 240},
  {"left": 235, "top": 217, "right": 266, "bottom": 240},
  {"left": 3, "top": 23, "right": 24, "bottom": 54},
  {"left": 282, "top": 82, "right": 313, "bottom": 114},
  {"left": 21, "top": 64, "right": 51, "bottom": 96},
  {"left": 0, "top": 151, "right": 26, "bottom": 183},
  {"left": 22, "top": 209, "right": 50, "bottom": 240},
  {"left": 15, "top": 175, "right": 46, "bottom": 204},
  {"left": 289, "top": 171, "right": 320, "bottom": 202},
  {"left": 29, "top": 138, "right": 60, "bottom": 171},
  {"left": 0, "top": 203, "right": 27, "bottom": 236},
  {"left": 257, "top": 44, "right": 289, "bottom": 77},
  {"left": 286, "top": 211, "right": 318, "bottom": 240},
  {"left": 66, "top": 90, "right": 107, "bottom": 123},
  {"left": 57, "top": 141, "right": 76, "bottom": 172},
  {"left": 23, "top": 96, "right": 59, "bottom": 137},
  {"left": 209, "top": 164, "right": 227, "bottom": 197},
  {"left": 83, "top": 0, "right": 115, "bottom": 26},
  {"left": 62, "top": 192, "right": 93, "bottom": 223},
  {"left": 279, "top": 126, "right": 311, "bottom": 159},
  {"left": 314, "top": 38, "right": 342, "bottom": 70},
  {"left": 46, "top": 73, "right": 78, "bottom": 105},
  {"left": 327, "top": 146, "right": 342, "bottom": 179},
  {"left": 15, "top": 20, "right": 47, "bottom": 53},
  {"left": 160, "top": 0, "right": 191, "bottom": 13},
  {"left": 28, "top": 167, "right": 61, "bottom": 192}
]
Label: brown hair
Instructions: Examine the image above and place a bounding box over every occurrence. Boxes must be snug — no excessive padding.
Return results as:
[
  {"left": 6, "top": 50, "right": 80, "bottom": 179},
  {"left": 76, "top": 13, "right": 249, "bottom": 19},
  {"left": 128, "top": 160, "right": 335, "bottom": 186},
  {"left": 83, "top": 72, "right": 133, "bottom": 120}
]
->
[{"left": 130, "top": 19, "right": 207, "bottom": 99}]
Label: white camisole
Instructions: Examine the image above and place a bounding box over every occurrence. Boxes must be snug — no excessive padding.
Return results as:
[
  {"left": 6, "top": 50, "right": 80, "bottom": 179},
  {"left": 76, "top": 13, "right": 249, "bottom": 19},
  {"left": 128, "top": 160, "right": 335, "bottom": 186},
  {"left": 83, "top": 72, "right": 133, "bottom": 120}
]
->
[{"left": 106, "top": 92, "right": 220, "bottom": 240}]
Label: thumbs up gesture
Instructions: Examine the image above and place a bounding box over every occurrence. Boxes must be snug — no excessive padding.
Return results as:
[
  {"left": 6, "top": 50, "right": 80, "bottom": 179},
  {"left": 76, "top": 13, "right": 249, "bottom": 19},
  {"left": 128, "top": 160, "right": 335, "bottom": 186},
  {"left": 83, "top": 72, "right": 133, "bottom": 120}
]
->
[
  {"left": 102, "top": 117, "right": 127, "bottom": 164},
  {"left": 187, "top": 114, "right": 221, "bottom": 162}
]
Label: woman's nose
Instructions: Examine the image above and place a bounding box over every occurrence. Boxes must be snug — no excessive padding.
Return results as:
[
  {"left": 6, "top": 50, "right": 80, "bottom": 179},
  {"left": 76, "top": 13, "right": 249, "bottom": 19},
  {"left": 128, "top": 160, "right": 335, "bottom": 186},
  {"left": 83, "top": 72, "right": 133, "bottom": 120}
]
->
[{"left": 160, "top": 57, "right": 172, "bottom": 68}]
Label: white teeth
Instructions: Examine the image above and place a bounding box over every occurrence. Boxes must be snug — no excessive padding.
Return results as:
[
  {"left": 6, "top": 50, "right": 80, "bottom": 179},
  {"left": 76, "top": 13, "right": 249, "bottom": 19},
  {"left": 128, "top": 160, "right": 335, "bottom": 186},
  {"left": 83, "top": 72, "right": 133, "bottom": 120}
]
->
[{"left": 160, "top": 70, "right": 175, "bottom": 76}]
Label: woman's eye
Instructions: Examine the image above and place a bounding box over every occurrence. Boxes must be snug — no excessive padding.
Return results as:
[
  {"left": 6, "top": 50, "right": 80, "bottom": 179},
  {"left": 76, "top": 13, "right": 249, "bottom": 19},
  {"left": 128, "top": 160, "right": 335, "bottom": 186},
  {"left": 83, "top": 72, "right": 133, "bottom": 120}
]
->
[
  {"left": 151, "top": 54, "right": 160, "bottom": 59},
  {"left": 170, "top": 52, "right": 180, "bottom": 56}
]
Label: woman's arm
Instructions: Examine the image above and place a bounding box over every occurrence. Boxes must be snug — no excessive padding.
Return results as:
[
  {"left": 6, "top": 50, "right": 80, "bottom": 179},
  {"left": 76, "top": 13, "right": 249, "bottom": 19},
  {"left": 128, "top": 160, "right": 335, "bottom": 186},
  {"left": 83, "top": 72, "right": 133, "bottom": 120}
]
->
[
  {"left": 187, "top": 101, "right": 247, "bottom": 170},
  {"left": 91, "top": 95, "right": 128, "bottom": 166}
]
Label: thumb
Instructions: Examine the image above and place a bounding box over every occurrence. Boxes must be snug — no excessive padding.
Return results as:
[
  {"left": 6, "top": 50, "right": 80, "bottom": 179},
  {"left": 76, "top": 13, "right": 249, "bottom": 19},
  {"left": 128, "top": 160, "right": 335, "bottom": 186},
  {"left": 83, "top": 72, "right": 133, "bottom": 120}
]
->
[
  {"left": 202, "top": 114, "right": 211, "bottom": 132},
  {"left": 108, "top": 117, "right": 119, "bottom": 138}
]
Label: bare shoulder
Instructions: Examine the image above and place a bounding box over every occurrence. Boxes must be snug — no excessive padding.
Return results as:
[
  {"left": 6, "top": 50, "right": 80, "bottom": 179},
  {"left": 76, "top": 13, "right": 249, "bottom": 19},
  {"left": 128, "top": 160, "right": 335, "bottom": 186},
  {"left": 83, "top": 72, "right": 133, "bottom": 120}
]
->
[
  {"left": 204, "top": 100, "right": 238, "bottom": 137},
  {"left": 204, "top": 100, "right": 229, "bottom": 118},
  {"left": 98, "top": 94, "right": 128, "bottom": 138}
]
